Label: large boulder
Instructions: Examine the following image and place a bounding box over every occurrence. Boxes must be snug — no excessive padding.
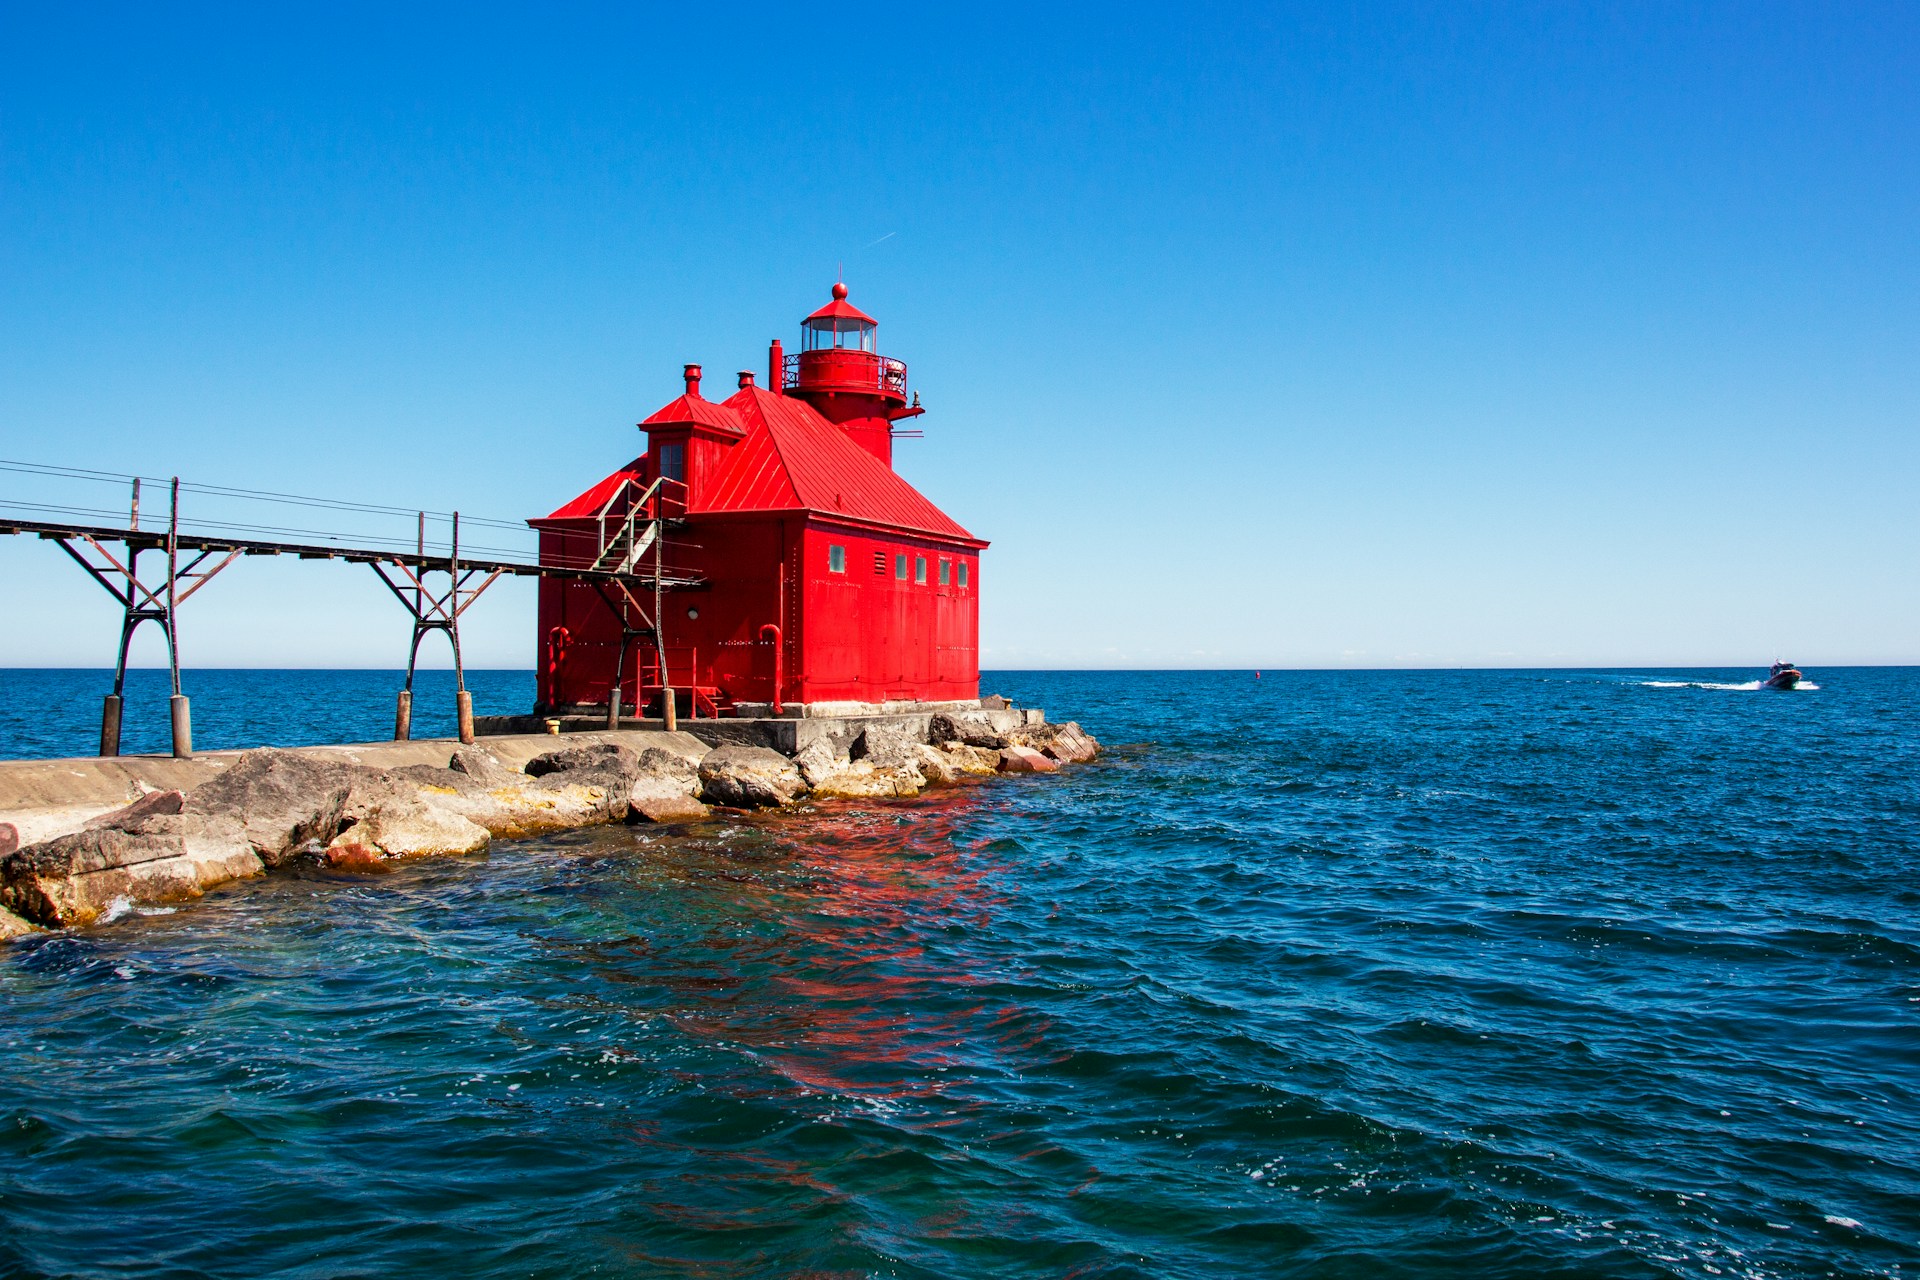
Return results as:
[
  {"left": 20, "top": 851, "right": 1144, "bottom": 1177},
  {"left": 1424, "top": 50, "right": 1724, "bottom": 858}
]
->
[
  {"left": 929, "top": 713, "right": 1007, "bottom": 750},
  {"left": 449, "top": 746, "right": 525, "bottom": 787},
  {"left": 808, "top": 758, "right": 925, "bottom": 799},
  {"left": 0, "top": 814, "right": 264, "bottom": 927},
  {"left": 84, "top": 789, "right": 185, "bottom": 830},
  {"left": 998, "top": 745, "right": 1060, "bottom": 775},
  {"left": 323, "top": 794, "right": 491, "bottom": 867},
  {"left": 939, "top": 742, "right": 1003, "bottom": 776},
  {"left": 626, "top": 747, "right": 709, "bottom": 823},
  {"left": 790, "top": 738, "right": 844, "bottom": 788},
  {"left": 852, "top": 722, "right": 923, "bottom": 769},
  {"left": 425, "top": 745, "right": 642, "bottom": 837},
  {"left": 914, "top": 743, "right": 960, "bottom": 787},
  {"left": 698, "top": 745, "right": 807, "bottom": 808},
  {"left": 184, "top": 749, "right": 368, "bottom": 866},
  {"left": 1010, "top": 720, "right": 1101, "bottom": 764},
  {"left": 524, "top": 742, "right": 634, "bottom": 780}
]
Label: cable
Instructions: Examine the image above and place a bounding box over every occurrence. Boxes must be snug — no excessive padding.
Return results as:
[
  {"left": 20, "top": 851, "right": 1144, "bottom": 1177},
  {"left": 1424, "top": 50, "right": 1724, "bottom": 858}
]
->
[{"left": 0, "top": 459, "right": 533, "bottom": 530}]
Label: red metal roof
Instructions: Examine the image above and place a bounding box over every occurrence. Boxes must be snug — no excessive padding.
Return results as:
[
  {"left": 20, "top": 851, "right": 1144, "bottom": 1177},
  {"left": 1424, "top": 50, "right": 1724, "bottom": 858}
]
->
[
  {"left": 641, "top": 392, "right": 746, "bottom": 434},
  {"left": 533, "top": 460, "right": 643, "bottom": 523},
  {"left": 702, "top": 387, "right": 983, "bottom": 545},
  {"left": 803, "top": 282, "right": 877, "bottom": 327}
]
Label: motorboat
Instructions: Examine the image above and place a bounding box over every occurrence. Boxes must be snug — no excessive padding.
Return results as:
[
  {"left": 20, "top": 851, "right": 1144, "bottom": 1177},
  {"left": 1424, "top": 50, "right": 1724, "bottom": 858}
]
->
[{"left": 1760, "top": 661, "right": 1802, "bottom": 691}]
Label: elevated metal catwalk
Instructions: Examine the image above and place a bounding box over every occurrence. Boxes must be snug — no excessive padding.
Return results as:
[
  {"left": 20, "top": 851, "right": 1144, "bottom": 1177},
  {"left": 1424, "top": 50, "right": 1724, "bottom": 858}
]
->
[{"left": 1, "top": 475, "right": 702, "bottom": 757}]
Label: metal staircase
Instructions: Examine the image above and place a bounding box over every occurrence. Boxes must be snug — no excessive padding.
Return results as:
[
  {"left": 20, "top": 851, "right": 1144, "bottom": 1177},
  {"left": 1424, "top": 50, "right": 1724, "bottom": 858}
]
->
[{"left": 591, "top": 476, "right": 666, "bottom": 574}]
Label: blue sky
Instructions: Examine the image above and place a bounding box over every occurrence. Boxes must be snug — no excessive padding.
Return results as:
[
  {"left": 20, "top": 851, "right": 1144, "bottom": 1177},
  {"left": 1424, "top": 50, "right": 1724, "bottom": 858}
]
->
[{"left": 1, "top": 2, "right": 1914, "bottom": 669}]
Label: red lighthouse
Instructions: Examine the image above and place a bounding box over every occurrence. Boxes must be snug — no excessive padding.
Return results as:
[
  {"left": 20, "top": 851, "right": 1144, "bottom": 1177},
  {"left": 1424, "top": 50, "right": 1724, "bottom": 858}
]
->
[{"left": 530, "top": 285, "right": 986, "bottom": 718}]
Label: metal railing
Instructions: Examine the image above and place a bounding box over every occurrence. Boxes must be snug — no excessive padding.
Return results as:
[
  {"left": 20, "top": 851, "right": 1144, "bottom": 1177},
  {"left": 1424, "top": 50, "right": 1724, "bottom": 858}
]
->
[
  {"left": 784, "top": 350, "right": 908, "bottom": 397},
  {"left": 591, "top": 475, "right": 687, "bottom": 574}
]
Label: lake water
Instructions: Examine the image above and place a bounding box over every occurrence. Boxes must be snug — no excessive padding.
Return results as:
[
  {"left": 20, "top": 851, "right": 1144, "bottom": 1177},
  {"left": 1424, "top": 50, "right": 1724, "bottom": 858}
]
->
[{"left": 1, "top": 668, "right": 1916, "bottom": 1278}]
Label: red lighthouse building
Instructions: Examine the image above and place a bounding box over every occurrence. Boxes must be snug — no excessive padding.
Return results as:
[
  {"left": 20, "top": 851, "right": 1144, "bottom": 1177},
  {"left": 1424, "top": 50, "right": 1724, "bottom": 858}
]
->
[{"left": 530, "top": 285, "right": 986, "bottom": 718}]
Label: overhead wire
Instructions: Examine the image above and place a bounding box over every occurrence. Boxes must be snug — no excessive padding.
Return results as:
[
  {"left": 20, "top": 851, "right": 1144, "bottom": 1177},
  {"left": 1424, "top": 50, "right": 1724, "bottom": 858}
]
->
[
  {"left": 0, "top": 459, "right": 531, "bottom": 530},
  {"left": 0, "top": 457, "right": 703, "bottom": 579}
]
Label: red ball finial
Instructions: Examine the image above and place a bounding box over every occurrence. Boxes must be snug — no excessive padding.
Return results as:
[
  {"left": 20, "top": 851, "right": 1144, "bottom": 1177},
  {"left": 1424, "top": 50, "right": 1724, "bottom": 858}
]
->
[{"left": 831, "top": 282, "right": 848, "bottom": 300}]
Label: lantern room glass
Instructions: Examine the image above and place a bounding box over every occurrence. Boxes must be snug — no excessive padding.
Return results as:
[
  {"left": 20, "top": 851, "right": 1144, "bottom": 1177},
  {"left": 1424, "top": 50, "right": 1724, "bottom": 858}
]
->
[{"left": 803, "top": 316, "right": 876, "bottom": 352}]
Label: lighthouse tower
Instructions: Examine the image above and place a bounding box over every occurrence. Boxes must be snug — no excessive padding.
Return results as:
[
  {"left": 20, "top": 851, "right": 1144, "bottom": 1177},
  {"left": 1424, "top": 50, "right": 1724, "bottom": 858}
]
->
[
  {"left": 778, "top": 281, "right": 920, "bottom": 466},
  {"left": 530, "top": 284, "right": 984, "bottom": 719}
]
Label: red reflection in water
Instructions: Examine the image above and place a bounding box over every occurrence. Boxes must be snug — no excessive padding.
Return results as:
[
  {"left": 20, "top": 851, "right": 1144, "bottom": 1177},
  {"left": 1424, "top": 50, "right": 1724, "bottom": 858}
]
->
[{"left": 665, "top": 786, "right": 1054, "bottom": 1104}]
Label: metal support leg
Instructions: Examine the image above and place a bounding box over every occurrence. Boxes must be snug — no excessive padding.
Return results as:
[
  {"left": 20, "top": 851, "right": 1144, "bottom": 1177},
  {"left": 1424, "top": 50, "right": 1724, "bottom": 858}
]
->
[
  {"left": 100, "top": 696, "right": 123, "bottom": 758},
  {"left": 101, "top": 609, "right": 137, "bottom": 757},
  {"left": 170, "top": 695, "right": 193, "bottom": 758},
  {"left": 397, "top": 625, "right": 426, "bottom": 742},
  {"left": 450, "top": 513, "right": 474, "bottom": 746}
]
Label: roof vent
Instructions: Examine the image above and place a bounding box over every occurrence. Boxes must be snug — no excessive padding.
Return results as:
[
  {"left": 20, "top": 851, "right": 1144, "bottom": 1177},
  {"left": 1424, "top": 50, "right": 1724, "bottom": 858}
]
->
[{"left": 683, "top": 363, "right": 702, "bottom": 396}]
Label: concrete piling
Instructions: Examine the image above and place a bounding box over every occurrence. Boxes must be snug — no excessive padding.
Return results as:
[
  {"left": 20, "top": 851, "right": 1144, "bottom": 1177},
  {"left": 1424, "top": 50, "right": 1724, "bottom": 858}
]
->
[
  {"left": 169, "top": 695, "right": 193, "bottom": 759},
  {"left": 663, "top": 687, "right": 677, "bottom": 732},
  {"left": 606, "top": 688, "right": 622, "bottom": 730},
  {"left": 100, "top": 695, "right": 123, "bottom": 758},
  {"left": 456, "top": 691, "right": 475, "bottom": 745},
  {"left": 394, "top": 690, "right": 412, "bottom": 741}
]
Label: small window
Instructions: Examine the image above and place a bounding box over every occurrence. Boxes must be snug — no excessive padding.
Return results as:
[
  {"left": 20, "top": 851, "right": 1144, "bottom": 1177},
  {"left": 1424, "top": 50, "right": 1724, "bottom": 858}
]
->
[
  {"left": 656, "top": 441, "right": 685, "bottom": 482},
  {"left": 914, "top": 555, "right": 927, "bottom": 584},
  {"left": 894, "top": 553, "right": 908, "bottom": 580},
  {"left": 938, "top": 559, "right": 950, "bottom": 585},
  {"left": 958, "top": 562, "right": 969, "bottom": 588},
  {"left": 828, "top": 545, "right": 846, "bottom": 573},
  {"left": 873, "top": 551, "right": 886, "bottom": 575}
]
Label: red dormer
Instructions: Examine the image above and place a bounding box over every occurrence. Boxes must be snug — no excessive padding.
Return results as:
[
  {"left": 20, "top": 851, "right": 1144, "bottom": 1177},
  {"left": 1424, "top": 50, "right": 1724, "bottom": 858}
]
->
[{"left": 639, "top": 363, "right": 745, "bottom": 508}]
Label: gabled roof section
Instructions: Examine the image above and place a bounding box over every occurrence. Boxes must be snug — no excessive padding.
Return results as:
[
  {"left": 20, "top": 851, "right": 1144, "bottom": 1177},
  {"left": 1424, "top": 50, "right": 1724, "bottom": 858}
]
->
[
  {"left": 642, "top": 392, "right": 745, "bottom": 435},
  {"left": 702, "top": 387, "right": 981, "bottom": 544},
  {"left": 533, "top": 460, "right": 643, "bottom": 524}
]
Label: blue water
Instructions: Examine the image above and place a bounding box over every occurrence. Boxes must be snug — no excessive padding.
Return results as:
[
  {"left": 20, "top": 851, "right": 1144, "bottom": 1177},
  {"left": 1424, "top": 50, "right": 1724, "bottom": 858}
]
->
[
  {"left": 2, "top": 668, "right": 1917, "bottom": 1278},
  {"left": 0, "top": 668, "right": 537, "bottom": 760}
]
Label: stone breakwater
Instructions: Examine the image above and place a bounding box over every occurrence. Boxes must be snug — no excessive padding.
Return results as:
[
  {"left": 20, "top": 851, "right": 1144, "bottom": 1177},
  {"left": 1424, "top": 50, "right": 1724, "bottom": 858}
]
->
[{"left": 0, "top": 709, "right": 1098, "bottom": 937}]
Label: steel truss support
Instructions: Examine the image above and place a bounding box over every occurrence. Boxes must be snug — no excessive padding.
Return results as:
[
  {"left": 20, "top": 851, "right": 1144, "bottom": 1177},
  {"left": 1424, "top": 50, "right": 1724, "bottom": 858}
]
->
[
  {"left": 587, "top": 578, "right": 661, "bottom": 730},
  {"left": 53, "top": 477, "right": 239, "bottom": 758},
  {"left": 369, "top": 512, "right": 503, "bottom": 745}
]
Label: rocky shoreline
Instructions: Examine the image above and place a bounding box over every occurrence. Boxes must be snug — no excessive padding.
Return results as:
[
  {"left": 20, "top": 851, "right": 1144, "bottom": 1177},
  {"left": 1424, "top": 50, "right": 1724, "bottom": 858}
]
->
[{"left": 0, "top": 709, "right": 1098, "bottom": 938}]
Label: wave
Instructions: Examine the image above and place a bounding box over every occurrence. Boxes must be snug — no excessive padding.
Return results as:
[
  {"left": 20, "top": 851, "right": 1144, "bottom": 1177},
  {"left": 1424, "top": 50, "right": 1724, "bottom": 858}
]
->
[{"left": 1641, "top": 680, "right": 1819, "bottom": 692}]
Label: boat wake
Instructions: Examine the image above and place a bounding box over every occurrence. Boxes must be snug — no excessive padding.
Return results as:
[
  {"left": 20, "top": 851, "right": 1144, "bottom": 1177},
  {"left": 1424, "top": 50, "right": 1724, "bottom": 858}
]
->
[{"left": 1642, "top": 680, "right": 1819, "bottom": 692}]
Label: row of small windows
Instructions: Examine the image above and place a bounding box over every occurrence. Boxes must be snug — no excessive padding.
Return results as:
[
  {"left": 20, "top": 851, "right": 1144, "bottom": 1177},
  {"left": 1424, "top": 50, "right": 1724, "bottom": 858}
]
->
[{"left": 828, "top": 544, "right": 968, "bottom": 587}]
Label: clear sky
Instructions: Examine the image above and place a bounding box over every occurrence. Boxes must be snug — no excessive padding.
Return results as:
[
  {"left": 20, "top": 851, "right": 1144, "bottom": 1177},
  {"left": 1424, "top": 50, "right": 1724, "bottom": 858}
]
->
[{"left": 2, "top": 3, "right": 1915, "bottom": 670}]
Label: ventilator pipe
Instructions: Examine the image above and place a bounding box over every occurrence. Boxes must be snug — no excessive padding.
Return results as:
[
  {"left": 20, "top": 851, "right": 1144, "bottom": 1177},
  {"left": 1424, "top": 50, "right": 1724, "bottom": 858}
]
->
[{"left": 760, "top": 623, "right": 783, "bottom": 716}]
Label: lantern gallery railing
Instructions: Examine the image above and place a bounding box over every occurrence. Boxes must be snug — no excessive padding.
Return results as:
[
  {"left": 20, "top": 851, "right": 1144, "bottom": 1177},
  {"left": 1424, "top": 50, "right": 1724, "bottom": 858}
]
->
[{"left": 785, "top": 350, "right": 908, "bottom": 397}]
